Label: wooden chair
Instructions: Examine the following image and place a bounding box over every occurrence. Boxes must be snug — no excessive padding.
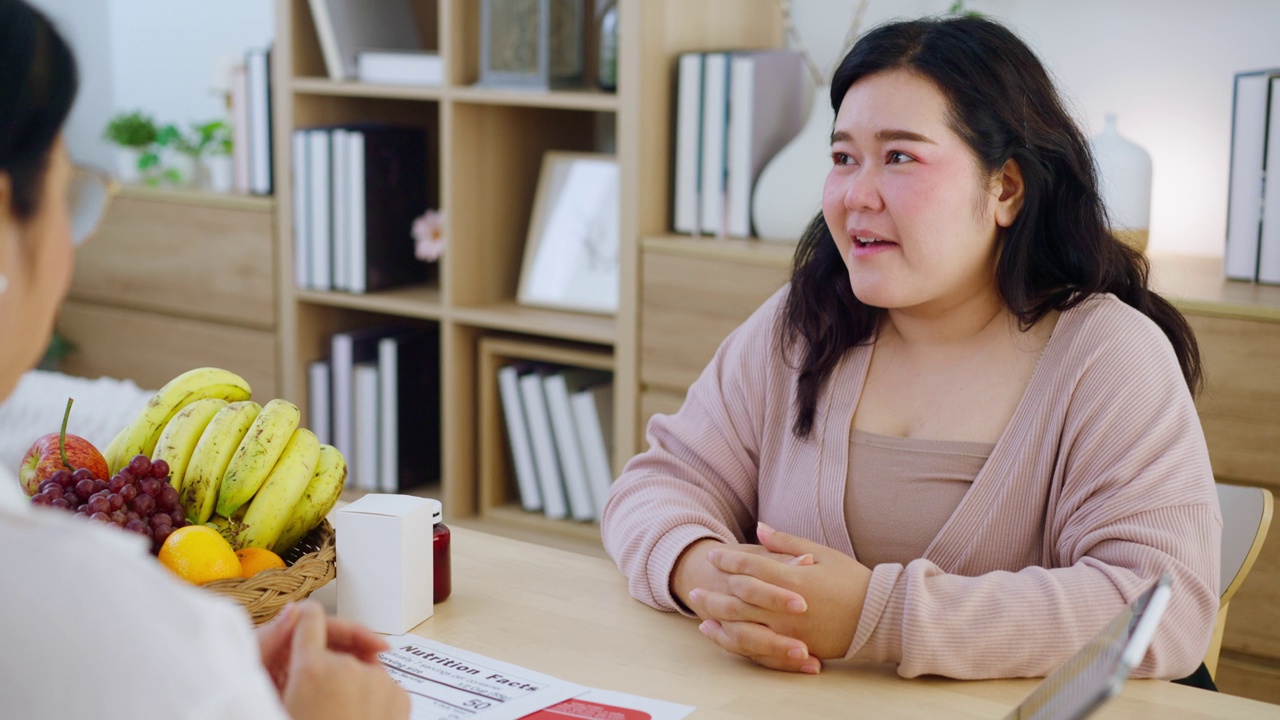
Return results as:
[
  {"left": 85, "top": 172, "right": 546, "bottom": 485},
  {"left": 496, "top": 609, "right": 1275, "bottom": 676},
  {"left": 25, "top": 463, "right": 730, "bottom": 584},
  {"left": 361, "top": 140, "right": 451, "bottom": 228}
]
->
[{"left": 1203, "top": 483, "right": 1274, "bottom": 679}]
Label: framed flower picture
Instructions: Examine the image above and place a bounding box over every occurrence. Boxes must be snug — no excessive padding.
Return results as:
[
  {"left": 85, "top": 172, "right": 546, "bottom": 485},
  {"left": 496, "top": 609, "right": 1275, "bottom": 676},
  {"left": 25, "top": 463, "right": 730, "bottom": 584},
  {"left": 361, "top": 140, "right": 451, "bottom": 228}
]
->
[{"left": 516, "top": 152, "right": 620, "bottom": 315}]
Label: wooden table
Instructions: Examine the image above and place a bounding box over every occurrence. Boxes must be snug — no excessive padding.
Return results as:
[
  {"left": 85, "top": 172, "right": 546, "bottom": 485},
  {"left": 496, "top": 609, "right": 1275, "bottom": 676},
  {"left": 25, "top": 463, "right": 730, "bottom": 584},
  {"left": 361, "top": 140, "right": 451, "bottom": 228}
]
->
[{"left": 406, "top": 528, "right": 1280, "bottom": 719}]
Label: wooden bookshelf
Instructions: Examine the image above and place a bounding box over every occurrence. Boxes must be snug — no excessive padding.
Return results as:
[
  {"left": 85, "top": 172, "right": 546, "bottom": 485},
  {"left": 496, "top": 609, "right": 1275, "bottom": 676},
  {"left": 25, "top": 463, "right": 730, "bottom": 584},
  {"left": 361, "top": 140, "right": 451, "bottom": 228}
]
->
[{"left": 272, "top": 0, "right": 784, "bottom": 547}]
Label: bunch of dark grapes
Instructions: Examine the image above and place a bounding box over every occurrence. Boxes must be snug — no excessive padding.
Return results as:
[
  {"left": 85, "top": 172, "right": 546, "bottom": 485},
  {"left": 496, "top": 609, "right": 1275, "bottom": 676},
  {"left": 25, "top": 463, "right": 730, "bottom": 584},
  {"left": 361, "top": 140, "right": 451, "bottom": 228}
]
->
[{"left": 30, "top": 454, "right": 189, "bottom": 554}]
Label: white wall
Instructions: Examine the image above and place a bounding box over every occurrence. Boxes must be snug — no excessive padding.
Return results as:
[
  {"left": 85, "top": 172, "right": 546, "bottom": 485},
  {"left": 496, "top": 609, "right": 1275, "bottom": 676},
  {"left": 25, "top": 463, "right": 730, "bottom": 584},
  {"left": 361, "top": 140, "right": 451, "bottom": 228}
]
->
[
  {"left": 792, "top": 0, "right": 1280, "bottom": 257},
  {"left": 28, "top": 0, "right": 273, "bottom": 172}
]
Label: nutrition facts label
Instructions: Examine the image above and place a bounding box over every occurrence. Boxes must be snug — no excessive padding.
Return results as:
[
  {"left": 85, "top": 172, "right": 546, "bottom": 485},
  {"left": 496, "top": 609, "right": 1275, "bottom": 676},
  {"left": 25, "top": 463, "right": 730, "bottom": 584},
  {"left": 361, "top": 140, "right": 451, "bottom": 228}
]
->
[{"left": 380, "top": 635, "right": 586, "bottom": 720}]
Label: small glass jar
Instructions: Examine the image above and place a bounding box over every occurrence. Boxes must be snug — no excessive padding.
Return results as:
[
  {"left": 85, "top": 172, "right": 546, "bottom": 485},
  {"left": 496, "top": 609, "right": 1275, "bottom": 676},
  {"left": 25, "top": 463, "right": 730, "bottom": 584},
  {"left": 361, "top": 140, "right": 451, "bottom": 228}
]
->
[{"left": 431, "top": 500, "right": 451, "bottom": 603}]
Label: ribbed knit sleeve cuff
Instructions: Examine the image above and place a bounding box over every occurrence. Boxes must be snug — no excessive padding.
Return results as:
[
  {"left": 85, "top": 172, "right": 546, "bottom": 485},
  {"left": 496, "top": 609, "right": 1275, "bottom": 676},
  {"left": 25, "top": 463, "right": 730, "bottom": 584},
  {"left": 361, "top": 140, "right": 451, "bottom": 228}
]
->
[
  {"left": 646, "top": 524, "right": 729, "bottom": 616},
  {"left": 845, "top": 563, "right": 906, "bottom": 662}
]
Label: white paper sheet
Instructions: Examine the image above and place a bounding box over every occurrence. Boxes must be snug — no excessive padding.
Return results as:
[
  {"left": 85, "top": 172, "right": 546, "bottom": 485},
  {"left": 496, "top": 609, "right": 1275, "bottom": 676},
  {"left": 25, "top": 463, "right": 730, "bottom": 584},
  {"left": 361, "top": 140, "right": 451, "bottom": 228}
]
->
[{"left": 381, "top": 635, "right": 587, "bottom": 720}]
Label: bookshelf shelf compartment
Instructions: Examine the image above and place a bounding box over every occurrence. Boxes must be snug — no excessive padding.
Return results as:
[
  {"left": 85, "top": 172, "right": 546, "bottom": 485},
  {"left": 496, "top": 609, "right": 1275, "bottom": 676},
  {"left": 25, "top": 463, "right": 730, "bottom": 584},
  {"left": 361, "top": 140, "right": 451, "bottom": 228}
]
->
[
  {"left": 453, "top": 302, "right": 617, "bottom": 345},
  {"left": 295, "top": 285, "right": 446, "bottom": 320}
]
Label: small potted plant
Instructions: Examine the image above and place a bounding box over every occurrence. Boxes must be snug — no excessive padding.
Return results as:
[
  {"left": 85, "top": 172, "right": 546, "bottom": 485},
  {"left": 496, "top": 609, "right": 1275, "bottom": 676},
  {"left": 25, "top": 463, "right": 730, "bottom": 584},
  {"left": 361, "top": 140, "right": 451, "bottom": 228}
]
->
[
  {"left": 154, "top": 123, "right": 198, "bottom": 187},
  {"left": 103, "top": 111, "right": 159, "bottom": 183},
  {"left": 194, "top": 120, "right": 234, "bottom": 192}
]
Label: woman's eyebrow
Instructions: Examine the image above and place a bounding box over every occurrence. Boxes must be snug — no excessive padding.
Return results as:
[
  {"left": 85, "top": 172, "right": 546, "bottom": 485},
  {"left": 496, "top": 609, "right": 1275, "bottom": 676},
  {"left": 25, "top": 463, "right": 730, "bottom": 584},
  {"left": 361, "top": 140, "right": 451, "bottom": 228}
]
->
[{"left": 830, "top": 129, "right": 937, "bottom": 144}]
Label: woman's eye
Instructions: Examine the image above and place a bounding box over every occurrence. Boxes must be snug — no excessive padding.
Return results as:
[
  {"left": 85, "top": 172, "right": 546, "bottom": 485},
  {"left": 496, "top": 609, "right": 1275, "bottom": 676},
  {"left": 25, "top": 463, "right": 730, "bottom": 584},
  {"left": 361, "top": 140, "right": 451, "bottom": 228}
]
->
[
  {"left": 831, "top": 152, "right": 855, "bottom": 166},
  {"left": 886, "top": 150, "right": 912, "bottom": 164}
]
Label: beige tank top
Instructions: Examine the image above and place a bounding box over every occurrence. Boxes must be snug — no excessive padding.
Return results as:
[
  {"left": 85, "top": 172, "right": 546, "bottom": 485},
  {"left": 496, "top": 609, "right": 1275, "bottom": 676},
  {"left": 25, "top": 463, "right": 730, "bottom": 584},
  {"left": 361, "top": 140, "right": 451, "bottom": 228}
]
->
[{"left": 845, "top": 428, "right": 995, "bottom": 567}]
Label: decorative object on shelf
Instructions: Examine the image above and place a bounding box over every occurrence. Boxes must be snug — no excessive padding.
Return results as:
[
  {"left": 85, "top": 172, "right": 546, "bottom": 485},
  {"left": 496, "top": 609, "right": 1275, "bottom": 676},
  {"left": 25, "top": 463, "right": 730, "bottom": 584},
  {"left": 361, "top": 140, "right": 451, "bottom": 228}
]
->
[
  {"left": 413, "top": 209, "right": 446, "bottom": 262},
  {"left": 307, "top": 0, "right": 422, "bottom": 81},
  {"left": 1089, "top": 113, "right": 1152, "bottom": 254},
  {"left": 596, "top": 0, "right": 618, "bottom": 92},
  {"left": 479, "top": 0, "right": 585, "bottom": 89},
  {"left": 200, "top": 121, "right": 235, "bottom": 193},
  {"left": 103, "top": 111, "right": 159, "bottom": 184},
  {"left": 751, "top": 0, "right": 868, "bottom": 242},
  {"left": 517, "top": 152, "right": 620, "bottom": 314}
]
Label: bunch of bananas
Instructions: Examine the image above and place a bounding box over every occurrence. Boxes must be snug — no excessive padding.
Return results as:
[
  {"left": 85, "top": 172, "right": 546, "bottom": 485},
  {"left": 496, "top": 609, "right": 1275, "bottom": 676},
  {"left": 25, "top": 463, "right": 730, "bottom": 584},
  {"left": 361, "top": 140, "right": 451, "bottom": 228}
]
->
[{"left": 106, "top": 367, "right": 346, "bottom": 555}]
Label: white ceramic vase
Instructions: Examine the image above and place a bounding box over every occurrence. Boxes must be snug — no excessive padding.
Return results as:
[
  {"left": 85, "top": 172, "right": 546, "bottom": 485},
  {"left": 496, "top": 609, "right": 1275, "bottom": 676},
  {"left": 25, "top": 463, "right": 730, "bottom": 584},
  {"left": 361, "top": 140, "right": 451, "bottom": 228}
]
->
[
  {"left": 751, "top": 85, "right": 833, "bottom": 242},
  {"left": 1089, "top": 113, "right": 1152, "bottom": 253},
  {"left": 203, "top": 155, "right": 235, "bottom": 193},
  {"left": 114, "top": 147, "right": 143, "bottom": 184}
]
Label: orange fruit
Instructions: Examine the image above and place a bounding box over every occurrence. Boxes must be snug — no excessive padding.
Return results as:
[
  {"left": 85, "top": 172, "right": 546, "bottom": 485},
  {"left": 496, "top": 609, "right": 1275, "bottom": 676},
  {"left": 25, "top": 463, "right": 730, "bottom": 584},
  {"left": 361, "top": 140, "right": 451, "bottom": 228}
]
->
[
  {"left": 236, "top": 547, "right": 286, "bottom": 578},
  {"left": 158, "top": 525, "right": 242, "bottom": 585}
]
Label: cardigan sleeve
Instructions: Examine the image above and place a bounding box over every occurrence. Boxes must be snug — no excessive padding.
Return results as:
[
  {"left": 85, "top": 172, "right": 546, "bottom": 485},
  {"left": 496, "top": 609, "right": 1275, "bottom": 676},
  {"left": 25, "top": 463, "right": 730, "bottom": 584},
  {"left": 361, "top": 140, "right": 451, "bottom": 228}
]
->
[
  {"left": 847, "top": 301, "right": 1221, "bottom": 680},
  {"left": 601, "top": 289, "right": 787, "bottom": 614}
]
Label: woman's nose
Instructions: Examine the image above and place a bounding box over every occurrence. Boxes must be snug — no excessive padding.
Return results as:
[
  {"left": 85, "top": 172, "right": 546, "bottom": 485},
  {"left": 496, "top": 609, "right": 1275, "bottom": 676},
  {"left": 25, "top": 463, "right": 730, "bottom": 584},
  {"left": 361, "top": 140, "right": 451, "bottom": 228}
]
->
[{"left": 844, "top": 168, "right": 884, "bottom": 212}]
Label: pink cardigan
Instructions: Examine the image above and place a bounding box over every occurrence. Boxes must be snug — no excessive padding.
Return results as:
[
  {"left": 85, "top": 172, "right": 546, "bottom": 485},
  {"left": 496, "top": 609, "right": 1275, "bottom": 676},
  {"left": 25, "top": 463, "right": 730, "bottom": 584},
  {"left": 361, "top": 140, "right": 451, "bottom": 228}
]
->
[{"left": 601, "top": 289, "right": 1220, "bottom": 680}]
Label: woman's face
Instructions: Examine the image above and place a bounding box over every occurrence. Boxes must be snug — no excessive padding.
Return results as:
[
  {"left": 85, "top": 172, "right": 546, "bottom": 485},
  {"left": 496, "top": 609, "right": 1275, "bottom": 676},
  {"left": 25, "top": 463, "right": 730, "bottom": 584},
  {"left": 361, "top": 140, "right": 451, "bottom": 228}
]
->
[
  {"left": 822, "top": 68, "right": 1021, "bottom": 317},
  {"left": 0, "top": 137, "right": 75, "bottom": 398}
]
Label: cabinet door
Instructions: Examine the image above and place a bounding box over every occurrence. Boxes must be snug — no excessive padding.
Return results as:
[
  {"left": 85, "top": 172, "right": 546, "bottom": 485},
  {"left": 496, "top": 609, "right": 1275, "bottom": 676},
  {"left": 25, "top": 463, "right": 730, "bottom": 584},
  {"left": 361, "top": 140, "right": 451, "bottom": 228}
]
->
[
  {"left": 640, "top": 247, "right": 789, "bottom": 392},
  {"left": 57, "top": 300, "right": 278, "bottom": 399},
  {"left": 70, "top": 193, "right": 276, "bottom": 329}
]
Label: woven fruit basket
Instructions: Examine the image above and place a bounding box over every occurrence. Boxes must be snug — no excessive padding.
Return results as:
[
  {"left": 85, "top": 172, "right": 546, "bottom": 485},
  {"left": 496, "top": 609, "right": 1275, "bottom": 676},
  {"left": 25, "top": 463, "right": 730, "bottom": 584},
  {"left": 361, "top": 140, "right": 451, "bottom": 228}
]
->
[{"left": 202, "top": 520, "right": 336, "bottom": 625}]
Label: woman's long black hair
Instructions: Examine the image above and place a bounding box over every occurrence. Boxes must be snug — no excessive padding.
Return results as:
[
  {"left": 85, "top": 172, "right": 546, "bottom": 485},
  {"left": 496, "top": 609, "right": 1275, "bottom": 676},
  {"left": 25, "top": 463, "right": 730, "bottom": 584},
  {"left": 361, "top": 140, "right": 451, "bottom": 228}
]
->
[
  {"left": 779, "top": 15, "right": 1201, "bottom": 437},
  {"left": 0, "top": 0, "right": 79, "bottom": 220}
]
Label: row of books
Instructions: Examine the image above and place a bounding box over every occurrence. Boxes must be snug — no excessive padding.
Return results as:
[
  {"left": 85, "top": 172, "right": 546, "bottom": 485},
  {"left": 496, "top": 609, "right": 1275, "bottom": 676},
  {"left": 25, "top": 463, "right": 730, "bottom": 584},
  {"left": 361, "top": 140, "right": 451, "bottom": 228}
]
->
[
  {"left": 229, "top": 47, "right": 273, "bottom": 195},
  {"left": 673, "top": 49, "right": 807, "bottom": 238},
  {"left": 308, "top": 325, "right": 440, "bottom": 493},
  {"left": 497, "top": 363, "right": 614, "bottom": 523},
  {"left": 291, "top": 124, "right": 429, "bottom": 293},
  {"left": 1225, "top": 67, "right": 1280, "bottom": 284}
]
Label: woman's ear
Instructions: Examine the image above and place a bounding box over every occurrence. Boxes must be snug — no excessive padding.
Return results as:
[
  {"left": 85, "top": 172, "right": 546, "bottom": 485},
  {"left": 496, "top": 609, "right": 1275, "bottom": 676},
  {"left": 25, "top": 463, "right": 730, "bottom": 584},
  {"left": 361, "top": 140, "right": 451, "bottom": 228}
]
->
[{"left": 994, "top": 158, "right": 1025, "bottom": 228}]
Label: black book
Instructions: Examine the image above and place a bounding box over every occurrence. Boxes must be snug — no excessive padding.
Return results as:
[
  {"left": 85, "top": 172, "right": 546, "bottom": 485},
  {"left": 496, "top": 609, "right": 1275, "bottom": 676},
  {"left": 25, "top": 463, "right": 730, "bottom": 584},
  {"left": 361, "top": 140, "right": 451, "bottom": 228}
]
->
[
  {"left": 378, "top": 327, "right": 441, "bottom": 491},
  {"left": 341, "top": 124, "right": 430, "bottom": 293}
]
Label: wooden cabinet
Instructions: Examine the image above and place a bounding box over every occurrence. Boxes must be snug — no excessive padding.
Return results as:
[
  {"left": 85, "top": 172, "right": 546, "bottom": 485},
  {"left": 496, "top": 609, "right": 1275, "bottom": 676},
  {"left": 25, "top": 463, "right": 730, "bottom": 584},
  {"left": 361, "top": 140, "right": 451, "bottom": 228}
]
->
[
  {"left": 271, "top": 0, "right": 784, "bottom": 544},
  {"left": 637, "top": 242, "right": 1280, "bottom": 704},
  {"left": 58, "top": 186, "right": 278, "bottom": 398}
]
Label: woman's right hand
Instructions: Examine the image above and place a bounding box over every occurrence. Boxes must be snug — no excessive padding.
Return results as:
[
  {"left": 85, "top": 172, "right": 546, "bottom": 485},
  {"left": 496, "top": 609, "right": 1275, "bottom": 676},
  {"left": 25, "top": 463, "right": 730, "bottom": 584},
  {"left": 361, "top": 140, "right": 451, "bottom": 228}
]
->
[{"left": 282, "top": 602, "right": 410, "bottom": 720}]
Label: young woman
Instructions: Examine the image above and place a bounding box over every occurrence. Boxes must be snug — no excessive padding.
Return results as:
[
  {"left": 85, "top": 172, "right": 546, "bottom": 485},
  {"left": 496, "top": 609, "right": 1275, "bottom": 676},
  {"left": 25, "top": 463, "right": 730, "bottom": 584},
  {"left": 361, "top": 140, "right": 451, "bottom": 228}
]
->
[
  {"left": 0, "top": 2, "right": 408, "bottom": 716},
  {"left": 602, "top": 16, "right": 1219, "bottom": 682}
]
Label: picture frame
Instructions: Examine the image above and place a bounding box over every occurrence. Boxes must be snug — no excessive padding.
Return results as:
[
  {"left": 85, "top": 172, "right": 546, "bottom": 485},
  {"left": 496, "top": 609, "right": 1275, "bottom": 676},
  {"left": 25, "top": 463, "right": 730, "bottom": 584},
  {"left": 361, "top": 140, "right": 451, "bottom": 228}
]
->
[
  {"left": 517, "top": 152, "right": 620, "bottom": 315},
  {"left": 479, "top": 0, "right": 586, "bottom": 89}
]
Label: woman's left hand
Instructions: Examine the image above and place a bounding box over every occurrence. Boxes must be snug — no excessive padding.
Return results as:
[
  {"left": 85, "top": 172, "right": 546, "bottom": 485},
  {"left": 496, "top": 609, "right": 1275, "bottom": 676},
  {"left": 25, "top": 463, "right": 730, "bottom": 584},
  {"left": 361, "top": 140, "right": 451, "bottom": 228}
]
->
[
  {"left": 686, "top": 522, "right": 872, "bottom": 671},
  {"left": 257, "top": 601, "right": 392, "bottom": 692}
]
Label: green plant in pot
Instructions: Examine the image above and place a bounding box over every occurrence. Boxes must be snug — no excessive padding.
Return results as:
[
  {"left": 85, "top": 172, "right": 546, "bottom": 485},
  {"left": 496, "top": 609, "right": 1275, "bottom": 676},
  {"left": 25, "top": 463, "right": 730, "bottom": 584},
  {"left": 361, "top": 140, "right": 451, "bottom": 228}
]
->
[
  {"left": 103, "top": 111, "right": 159, "bottom": 184},
  {"left": 194, "top": 120, "right": 234, "bottom": 192}
]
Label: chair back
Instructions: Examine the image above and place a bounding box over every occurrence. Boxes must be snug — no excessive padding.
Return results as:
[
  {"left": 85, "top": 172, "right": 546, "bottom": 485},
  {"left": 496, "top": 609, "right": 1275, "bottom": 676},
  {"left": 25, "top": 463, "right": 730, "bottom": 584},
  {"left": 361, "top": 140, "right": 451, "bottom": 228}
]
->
[{"left": 1204, "top": 482, "right": 1273, "bottom": 679}]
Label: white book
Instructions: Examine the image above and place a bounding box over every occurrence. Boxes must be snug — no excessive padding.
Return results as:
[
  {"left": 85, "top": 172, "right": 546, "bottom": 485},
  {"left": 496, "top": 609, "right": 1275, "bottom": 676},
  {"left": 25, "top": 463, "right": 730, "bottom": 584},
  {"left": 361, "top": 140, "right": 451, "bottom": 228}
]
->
[
  {"left": 497, "top": 364, "right": 541, "bottom": 512},
  {"left": 307, "top": 129, "right": 332, "bottom": 290},
  {"left": 291, "top": 130, "right": 311, "bottom": 289},
  {"left": 348, "top": 131, "right": 368, "bottom": 294},
  {"left": 1258, "top": 76, "right": 1280, "bottom": 284},
  {"left": 726, "top": 51, "right": 806, "bottom": 238},
  {"left": 542, "top": 371, "right": 594, "bottom": 522},
  {"left": 698, "top": 53, "right": 729, "bottom": 236},
  {"left": 357, "top": 51, "right": 444, "bottom": 86},
  {"left": 332, "top": 129, "right": 350, "bottom": 292},
  {"left": 307, "top": 359, "right": 331, "bottom": 446},
  {"left": 1225, "top": 69, "right": 1280, "bottom": 281},
  {"left": 353, "top": 361, "right": 380, "bottom": 491},
  {"left": 331, "top": 325, "right": 408, "bottom": 473},
  {"left": 247, "top": 48, "right": 272, "bottom": 195},
  {"left": 230, "top": 63, "right": 250, "bottom": 193},
  {"left": 570, "top": 382, "right": 614, "bottom": 520},
  {"left": 673, "top": 53, "right": 705, "bottom": 234},
  {"left": 307, "top": 0, "right": 421, "bottom": 80},
  {"left": 519, "top": 370, "right": 568, "bottom": 521},
  {"left": 376, "top": 335, "right": 400, "bottom": 493}
]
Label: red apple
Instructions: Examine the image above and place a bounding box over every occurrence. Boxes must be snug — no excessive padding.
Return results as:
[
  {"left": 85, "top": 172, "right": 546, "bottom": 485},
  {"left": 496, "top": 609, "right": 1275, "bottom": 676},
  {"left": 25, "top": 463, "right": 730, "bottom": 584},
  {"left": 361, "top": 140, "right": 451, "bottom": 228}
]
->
[
  {"left": 19, "top": 432, "right": 109, "bottom": 495},
  {"left": 17, "top": 398, "right": 110, "bottom": 496}
]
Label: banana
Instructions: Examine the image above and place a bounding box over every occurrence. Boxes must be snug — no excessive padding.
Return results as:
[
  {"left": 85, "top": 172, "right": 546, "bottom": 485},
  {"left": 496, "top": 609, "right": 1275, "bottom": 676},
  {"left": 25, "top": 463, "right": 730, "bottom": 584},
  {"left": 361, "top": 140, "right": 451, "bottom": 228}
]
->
[
  {"left": 109, "top": 367, "right": 252, "bottom": 474},
  {"left": 180, "top": 400, "right": 261, "bottom": 524},
  {"left": 103, "top": 427, "right": 126, "bottom": 476},
  {"left": 151, "top": 398, "right": 227, "bottom": 493},
  {"left": 215, "top": 398, "right": 301, "bottom": 519},
  {"left": 236, "top": 428, "right": 321, "bottom": 550},
  {"left": 205, "top": 514, "right": 239, "bottom": 546},
  {"left": 272, "top": 444, "right": 347, "bottom": 555}
]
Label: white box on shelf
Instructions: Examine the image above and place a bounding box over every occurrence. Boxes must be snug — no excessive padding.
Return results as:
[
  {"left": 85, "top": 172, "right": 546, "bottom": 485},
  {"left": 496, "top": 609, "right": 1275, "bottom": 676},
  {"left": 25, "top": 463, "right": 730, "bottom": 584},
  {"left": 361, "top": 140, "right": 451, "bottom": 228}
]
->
[
  {"left": 357, "top": 51, "right": 444, "bottom": 86},
  {"left": 334, "top": 494, "right": 437, "bottom": 635}
]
